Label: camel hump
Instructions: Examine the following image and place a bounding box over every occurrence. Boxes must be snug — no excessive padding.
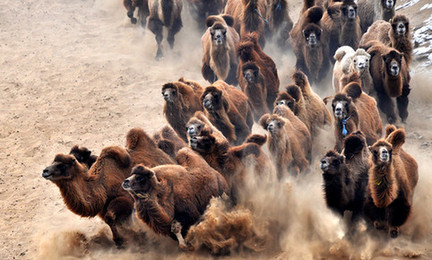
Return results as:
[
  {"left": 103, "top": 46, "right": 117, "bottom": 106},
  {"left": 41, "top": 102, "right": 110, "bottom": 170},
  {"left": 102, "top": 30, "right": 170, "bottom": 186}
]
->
[
  {"left": 100, "top": 146, "right": 131, "bottom": 168},
  {"left": 126, "top": 127, "right": 155, "bottom": 150},
  {"left": 343, "top": 82, "right": 362, "bottom": 100},
  {"left": 306, "top": 6, "right": 324, "bottom": 24},
  {"left": 245, "top": 134, "right": 267, "bottom": 146},
  {"left": 292, "top": 70, "right": 309, "bottom": 91},
  {"left": 231, "top": 143, "right": 261, "bottom": 158},
  {"left": 343, "top": 131, "right": 366, "bottom": 160}
]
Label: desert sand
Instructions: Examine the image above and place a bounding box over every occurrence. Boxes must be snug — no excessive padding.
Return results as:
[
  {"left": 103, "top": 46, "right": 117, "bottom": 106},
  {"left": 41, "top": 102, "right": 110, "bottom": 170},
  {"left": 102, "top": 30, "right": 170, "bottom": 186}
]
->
[{"left": 1, "top": 0, "right": 432, "bottom": 259}]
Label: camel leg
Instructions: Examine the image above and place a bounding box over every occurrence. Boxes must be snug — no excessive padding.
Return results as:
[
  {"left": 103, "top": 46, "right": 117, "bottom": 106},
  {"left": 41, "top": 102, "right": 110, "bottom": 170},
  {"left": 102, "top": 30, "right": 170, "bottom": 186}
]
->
[
  {"left": 376, "top": 91, "right": 397, "bottom": 124},
  {"left": 104, "top": 196, "right": 134, "bottom": 249},
  {"left": 396, "top": 85, "right": 410, "bottom": 123},
  {"left": 138, "top": 6, "right": 149, "bottom": 28},
  {"left": 171, "top": 220, "right": 189, "bottom": 250},
  {"left": 388, "top": 197, "right": 411, "bottom": 238},
  {"left": 363, "top": 197, "right": 385, "bottom": 229},
  {"left": 148, "top": 18, "right": 164, "bottom": 60},
  {"left": 123, "top": 0, "right": 137, "bottom": 24},
  {"left": 167, "top": 17, "right": 183, "bottom": 50}
]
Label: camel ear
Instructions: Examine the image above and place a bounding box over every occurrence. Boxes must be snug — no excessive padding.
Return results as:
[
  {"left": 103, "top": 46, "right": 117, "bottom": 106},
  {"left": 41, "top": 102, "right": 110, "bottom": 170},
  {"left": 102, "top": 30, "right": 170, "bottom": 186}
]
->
[
  {"left": 205, "top": 16, "right": 217, "bottom": 28},
  {"left": 386, "top": 129, "right": 405, "bottom": 153},
  {"left": 221, "top": 15, "right": 234, "bottom": 27},
  {"left": 323, "top": 96, "right": 332, "bottom": 105},
  {"left": 385, "top": 124, "right": 397, "bottom": 138},
  {"left": 258, "top": 114, "right": 271, "bottom": 130}
]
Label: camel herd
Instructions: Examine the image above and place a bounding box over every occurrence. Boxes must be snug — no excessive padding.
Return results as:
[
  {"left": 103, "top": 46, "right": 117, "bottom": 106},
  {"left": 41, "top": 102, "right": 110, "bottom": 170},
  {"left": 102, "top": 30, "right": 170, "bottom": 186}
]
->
[{"left": 42, "top": 0, "right": 419, "bottom": 255}]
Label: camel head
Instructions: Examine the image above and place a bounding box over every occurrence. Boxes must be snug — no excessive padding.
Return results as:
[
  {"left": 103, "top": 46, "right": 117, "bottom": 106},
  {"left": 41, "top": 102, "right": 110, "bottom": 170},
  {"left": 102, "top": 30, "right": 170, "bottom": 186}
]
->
[
  {"left": 383, "top": 50, "right": 402, "bottom": 78},
  {"left": 42, "top": 154, "right": 82, "bottom": 181},
  {"left": 201, "top": 85, "right": 228, "bottom": 112},
  {"left": 332, "top": 93, "right": 353, "bottom": 120},
  {"left": 369, "top": 140, "right": 393, "bottom": 166},
  {"left": 320, "top": 150, "right": 346, "bottom": 175},
  {"left": 352, "top": 49, "right": 370, "bottom": 74},
  {"left": 303, "top": 24, "right": 323, "bottom": 48},
  {"left": 390, "top": 15, "right": 409, "bottom": 37},
  {"left": 259, "top": 114, "right": 286, "bottom": 136},
  {"left": 162, "top": 83, "right": 179, "bottom": 103},
  {"left": 122, "top": 164, "right": 156, "bottom": 199}
]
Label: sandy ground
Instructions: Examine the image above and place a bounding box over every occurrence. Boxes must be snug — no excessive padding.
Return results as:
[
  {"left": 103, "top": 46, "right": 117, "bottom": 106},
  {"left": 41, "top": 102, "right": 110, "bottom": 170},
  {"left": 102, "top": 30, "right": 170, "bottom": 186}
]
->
[{"left": 1, "top": 0, "right": 432, "bottom": 259}]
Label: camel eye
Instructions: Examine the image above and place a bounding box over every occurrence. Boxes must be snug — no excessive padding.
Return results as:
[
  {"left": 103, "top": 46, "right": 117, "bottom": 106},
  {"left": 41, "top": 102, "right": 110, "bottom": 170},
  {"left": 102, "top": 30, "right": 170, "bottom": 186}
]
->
[
  {"left": 135, "top": 175, "right": 144, "bottom": 182},
  {"left": 223, "top": 31, "right": 226, "bottom": 36},
  {"left": 277, "top": 122, "right": 282, "bottom": 128},
  {"left": 197, "top": 125, "right": 202, "bottom": 130},
  {"left": 353, "top": 59, "right": 357, "bottom": 63}
]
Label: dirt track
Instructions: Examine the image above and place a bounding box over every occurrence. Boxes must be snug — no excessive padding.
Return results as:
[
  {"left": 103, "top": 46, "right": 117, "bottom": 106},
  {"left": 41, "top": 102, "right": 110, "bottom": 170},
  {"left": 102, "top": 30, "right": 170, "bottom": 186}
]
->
[{"left": 1, "top": 0, "right": 432, "bottom": 259}]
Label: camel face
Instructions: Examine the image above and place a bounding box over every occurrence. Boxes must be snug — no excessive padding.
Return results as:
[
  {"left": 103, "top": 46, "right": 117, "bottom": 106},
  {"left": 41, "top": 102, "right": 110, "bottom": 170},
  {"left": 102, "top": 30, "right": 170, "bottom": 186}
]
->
[
  {"left": 383, "top": 0, "right": 395, "bottom": 10},
  {"left": 122, "top": 165, "right": 154, "bottom": 196},
  {"left": 332, "top": 100, "right": 349, "bottom": 120},
  {"left": 370, "top": 142, "right": 393, "bottom": 165},
  {"left": 303, "top": 25, "right": 322, "bottom": 48},
  {"left": 383, "top": 50, "right": 402, "bottom": 77},
  {"left": 42, "top": 155, "right": 76, "bottom": 181},
  {"left": 210, "top": 26, "right": 227, "bottom": 46},
  {"left": 202, "top": 90, "right": 221, "bottom": 111},
  {"left": 266, "top": 118, "right": 284, "bottom": 136},
  {"left": 395, "top": 21, "right": 406, "bottom": 36},
  {"left": 162, "top": 86, "right": 178, "bottom": 103},
  {"left": 186, "top": 123, "right": 203, "bottom": 138},
  {"left": 341, "top": 3, "right": 357, "bottom": 20},
  {"left": 242, "top": 67, "right": 257, "bottom": 83},
  {"left": 320, "top": 152, "right": 344, "bottom": 175},
  {"left": 275, "top": 99, "right": 295, "bottom": 112},
  {"left": 353, "top": 54, "right": 370, "bottom": 74},
  {"left": 189, "top": 134, "right": 215, "bottom": 154}
]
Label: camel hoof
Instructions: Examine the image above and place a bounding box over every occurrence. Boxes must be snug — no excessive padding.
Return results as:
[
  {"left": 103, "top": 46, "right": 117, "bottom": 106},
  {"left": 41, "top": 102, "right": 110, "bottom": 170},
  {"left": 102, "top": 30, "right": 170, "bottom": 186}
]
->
[
  {"left": 387, "top": 115, "right": 396, "bottom": 124},
  {"left": 155, "top": 52, "right": 163, "bottom": 61},
  {"left": 114, "top": 238, "right": 125, "bottom": 249},
  {"left": 130, "top": 17, "right": 137, "bottom": 24}
]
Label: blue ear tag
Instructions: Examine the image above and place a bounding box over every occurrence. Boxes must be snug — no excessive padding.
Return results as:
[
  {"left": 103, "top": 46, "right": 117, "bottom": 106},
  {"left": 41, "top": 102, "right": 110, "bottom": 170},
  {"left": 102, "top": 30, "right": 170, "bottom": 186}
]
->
[
  {"left": 342, "top": 123, "right": 348, "bottom": 136},
  {"left": 276, "top": 3, "right": 282, "bottom": 10},
  {"left": 341, "top": 115, "right": 351, "bottom": 137}
]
